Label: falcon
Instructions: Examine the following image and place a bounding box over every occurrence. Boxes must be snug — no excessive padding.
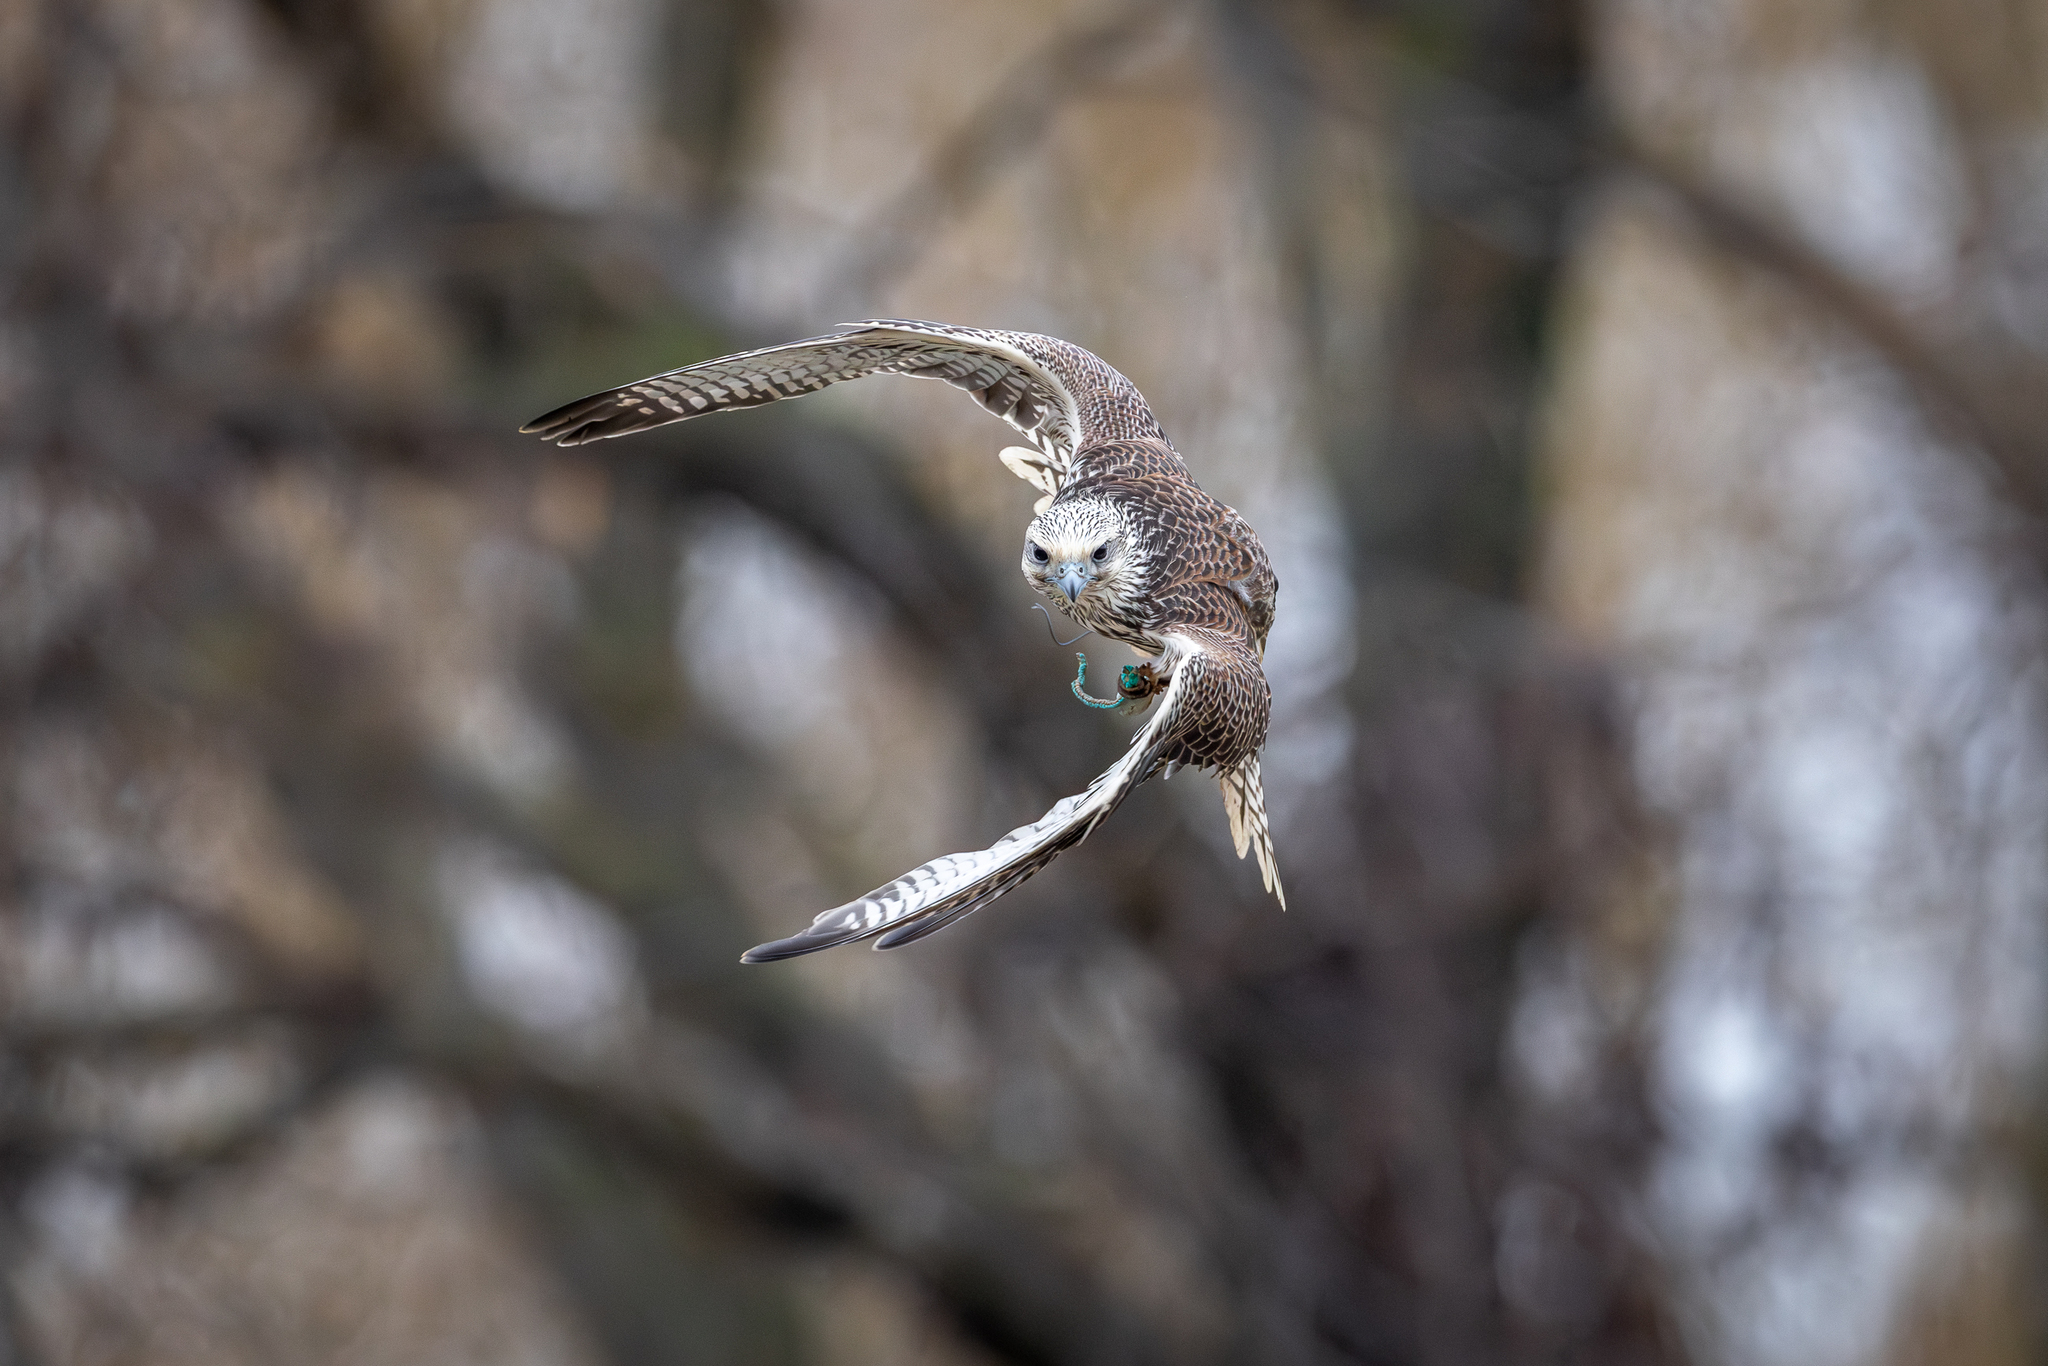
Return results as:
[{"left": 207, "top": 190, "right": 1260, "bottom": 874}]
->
[{"left": 522, "top": 320, "right": 1282, "bottom": 960}]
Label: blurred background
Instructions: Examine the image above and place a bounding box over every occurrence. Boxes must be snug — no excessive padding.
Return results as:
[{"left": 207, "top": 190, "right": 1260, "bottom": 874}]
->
[{"left": 4, "top": 0, "right": 2048, "bottom": 1363}]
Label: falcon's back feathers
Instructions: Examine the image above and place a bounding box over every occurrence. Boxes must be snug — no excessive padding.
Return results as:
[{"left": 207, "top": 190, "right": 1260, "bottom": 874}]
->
[
  {"left": 1058, "top": 441, "right": 1279, "bottom": 652},
  {"left": 522, "top": 320, "right": 1283, "bottom": 959}
]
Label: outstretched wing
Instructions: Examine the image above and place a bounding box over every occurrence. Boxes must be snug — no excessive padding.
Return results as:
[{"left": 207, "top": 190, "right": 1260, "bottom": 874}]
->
[
  {"left": 740, "top": 640, "right": 1219, "bottom": 962},
  {"left": 520, "top": 320, "right": 1164, "bottom": 501}
]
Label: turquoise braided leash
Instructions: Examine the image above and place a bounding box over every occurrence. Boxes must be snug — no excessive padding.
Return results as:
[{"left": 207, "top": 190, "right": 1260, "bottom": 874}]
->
[{"left": 1069, "top": 653, "right": 1124, "bottom": 708}]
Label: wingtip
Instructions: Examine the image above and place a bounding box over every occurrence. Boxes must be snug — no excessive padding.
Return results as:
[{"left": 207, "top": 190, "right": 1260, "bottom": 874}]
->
[
  {"left": 520, "top": 428, "right": 594, "bottom": 448},
  {"left": 739, "top": 936, "right": 812, "bottom": 964},
  {"left": 742, "top": 919, "right": 877, "bottom": 962},
  {"left": 870, "top": 917, "right": 929, "bottom": 951}
]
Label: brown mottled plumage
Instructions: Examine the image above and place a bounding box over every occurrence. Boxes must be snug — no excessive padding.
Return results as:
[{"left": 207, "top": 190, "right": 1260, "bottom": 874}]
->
[{"left": 522, "top": 320, "right": 1282, "bottom": 960}]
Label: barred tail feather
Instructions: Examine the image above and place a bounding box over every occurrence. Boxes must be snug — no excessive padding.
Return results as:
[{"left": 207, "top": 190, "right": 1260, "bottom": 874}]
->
[{"left": 1220, "top": 757, "right": 1284, "bottom": 909}]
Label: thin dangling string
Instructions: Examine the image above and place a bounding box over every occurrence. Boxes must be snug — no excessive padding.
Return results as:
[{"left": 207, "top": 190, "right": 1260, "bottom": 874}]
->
[{"left": 1032, "top": 602, "right": 1093, "bottom": 648}]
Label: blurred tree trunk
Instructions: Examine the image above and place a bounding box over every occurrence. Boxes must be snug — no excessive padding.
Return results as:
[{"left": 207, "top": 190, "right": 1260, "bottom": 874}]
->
[{"left": 1539, "top": 3, "right": 2048, "bottom": 1364}]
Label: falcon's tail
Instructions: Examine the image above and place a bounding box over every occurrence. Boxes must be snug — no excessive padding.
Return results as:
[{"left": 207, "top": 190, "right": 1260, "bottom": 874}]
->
[
  {"left": 1220, "top": 756, "right": 1285, "bottom": 909},
  {"left": 739, "top": 740, "right": 1153, "bottom": 962}
]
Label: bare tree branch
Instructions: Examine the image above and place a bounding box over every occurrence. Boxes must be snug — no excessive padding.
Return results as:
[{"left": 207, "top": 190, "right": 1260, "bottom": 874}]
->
[
  {"left": 1613, "top": 131, "right": 2048, "bottom": 530},
  {"left": 829, "top": 0, "right": 1184, "bottom": 309}
]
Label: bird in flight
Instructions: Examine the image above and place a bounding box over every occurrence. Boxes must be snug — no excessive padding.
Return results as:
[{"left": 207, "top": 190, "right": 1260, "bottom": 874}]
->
[{"left": 522, "top": 320, "right": 1282, "bottom": 960}]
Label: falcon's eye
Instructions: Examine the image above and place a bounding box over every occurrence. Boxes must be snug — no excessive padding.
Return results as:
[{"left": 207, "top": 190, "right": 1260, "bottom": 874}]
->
[
  {"left": 1029, "top": 542, "right": 1049, "bottom": 564},
  {"left": 1092, "top": 543, "right": 1110, "bottom": 563}
]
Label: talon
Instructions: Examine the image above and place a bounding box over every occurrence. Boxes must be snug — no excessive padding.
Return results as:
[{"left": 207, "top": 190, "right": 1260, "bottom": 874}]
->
[{"left": 1070, "top": 652, "right": 1123, "bottom": 709}]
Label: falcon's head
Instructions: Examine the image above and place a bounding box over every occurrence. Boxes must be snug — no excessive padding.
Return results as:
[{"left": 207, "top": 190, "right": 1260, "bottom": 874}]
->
[{"left": 1022, "top": 496, "right": 1136, "bottom": 611}]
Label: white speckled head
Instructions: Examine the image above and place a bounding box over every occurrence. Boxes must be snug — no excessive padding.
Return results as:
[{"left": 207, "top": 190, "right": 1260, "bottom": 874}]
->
[{"left": 1023, "top": 495, "right": 1135, "bottom": 609}]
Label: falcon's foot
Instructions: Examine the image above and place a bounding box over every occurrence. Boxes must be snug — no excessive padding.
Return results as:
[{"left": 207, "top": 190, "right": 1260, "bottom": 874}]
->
[
  {"left": 1116, "top": 662, "right": 1165, "bottom": 715},
  {"left": 1069, "top": 654, "right": 1165, "bottom": 716}
]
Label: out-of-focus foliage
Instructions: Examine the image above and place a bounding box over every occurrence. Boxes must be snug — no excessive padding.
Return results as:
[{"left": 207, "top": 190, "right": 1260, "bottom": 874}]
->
[{"left": 2, "top": 2, "right": 2043, "bottom": 1365}]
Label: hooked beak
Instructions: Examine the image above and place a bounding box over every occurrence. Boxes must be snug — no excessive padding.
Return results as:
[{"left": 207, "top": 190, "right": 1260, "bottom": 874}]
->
[{"left": 1054, "top": 563, "right": 1088, "bottom": 603}]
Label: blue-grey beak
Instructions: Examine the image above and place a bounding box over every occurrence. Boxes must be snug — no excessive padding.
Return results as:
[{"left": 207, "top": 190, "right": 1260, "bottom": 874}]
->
[{"left": 1055, "top": 563, "right": 1088, "bottom": 603}]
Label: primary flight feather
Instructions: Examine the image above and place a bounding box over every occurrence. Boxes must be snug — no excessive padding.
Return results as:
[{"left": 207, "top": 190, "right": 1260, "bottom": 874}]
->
[{"left": 522, "top": 320, "right": 1282, "bottom": 960}]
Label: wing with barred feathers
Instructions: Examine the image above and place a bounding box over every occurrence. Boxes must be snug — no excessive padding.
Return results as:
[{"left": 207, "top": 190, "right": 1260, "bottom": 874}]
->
[
  {"left": 740, "top": 644, "right": 1213, "bottom": 962},
  {"left": 521, "top": 319, "right": 1167, "bottom": 503}
]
